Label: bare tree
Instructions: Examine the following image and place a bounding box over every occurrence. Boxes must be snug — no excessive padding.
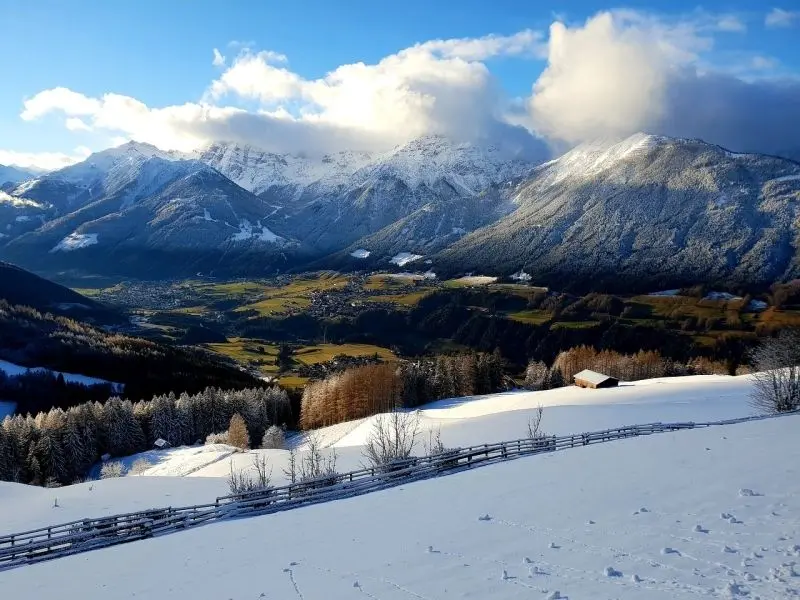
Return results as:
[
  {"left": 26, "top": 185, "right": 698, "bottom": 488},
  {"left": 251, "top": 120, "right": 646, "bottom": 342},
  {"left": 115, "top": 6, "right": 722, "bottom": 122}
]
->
[
  {"left": 283, "top": 432, "right": 338, "bottom": 485},
  {"left": 362, "top": 411, "right": 421, "bottom": 468},
  {"left": 423, "top": 427, "right": 447, "bottom": 456},
  {"left": 526, "top": 405, "right": 545, "bottom": 440},
  {"left": 751, "top": 329, "right": 800, "bottom": 414}
]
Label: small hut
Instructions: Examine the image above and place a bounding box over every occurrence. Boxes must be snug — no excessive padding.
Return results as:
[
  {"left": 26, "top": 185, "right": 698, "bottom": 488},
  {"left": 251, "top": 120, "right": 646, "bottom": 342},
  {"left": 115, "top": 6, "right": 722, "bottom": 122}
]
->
[{"left": 574, "top": 369, "right": 619, "bottom": 389}]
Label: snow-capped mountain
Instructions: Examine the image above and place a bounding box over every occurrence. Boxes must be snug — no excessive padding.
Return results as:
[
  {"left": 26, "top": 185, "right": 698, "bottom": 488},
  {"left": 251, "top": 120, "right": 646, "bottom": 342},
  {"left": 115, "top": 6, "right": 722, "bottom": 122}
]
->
[
  {"left": 1, "top": 147, "right": 293, "bottom": 278},
  {"left": 195, "top": 142, "right": 374, "bottom": 197},
  {"left": 4, "top": 132, "right": 800, "bottom": 286},
  {"left": 436, "top": 133, "right": 800, "bottom": 289},
  {"left": 258, "top": 135, "right": 540, "bottom": 252},
  {"left": 0, "top": 165, "right": 36, "bottom": 187}
]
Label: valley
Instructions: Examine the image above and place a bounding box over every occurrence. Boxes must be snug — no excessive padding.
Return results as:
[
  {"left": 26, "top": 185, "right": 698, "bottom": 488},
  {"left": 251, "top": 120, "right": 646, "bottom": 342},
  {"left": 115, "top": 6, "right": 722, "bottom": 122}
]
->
[{"left": 70, "top": 270, "right": 800, "bottom": 390}]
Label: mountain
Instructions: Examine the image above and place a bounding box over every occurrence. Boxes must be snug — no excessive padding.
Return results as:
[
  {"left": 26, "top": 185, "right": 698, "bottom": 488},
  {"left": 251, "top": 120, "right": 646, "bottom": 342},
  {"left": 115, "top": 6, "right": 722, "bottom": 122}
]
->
[
  {"left": 233, "top": 135, "right": 539, "bottom": 253},
  {"left": 1, "top": 144, "right": 294, "bottom": 278},
  {"left": 0, "top": 165, "right": 35, "bottom": 186},
  {"left": 0, "top": 260, "right": 120, "bottom": 323},
  {"left": 435, "top": 133, "right": 800, "bottom": 290}
]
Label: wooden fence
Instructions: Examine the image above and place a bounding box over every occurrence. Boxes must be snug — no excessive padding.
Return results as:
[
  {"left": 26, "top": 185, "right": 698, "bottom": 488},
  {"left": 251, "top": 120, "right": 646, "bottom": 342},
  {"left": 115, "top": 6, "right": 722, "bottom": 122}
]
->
[{"left": 0, "top": 413, "right": 791, "bottom": 571}]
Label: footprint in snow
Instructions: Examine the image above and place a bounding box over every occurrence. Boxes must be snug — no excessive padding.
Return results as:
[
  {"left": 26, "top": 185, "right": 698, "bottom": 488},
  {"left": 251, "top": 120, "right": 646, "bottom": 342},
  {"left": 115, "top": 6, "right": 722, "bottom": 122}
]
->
[
  {"left": 603, "top": 567, "right": 622, "bottom": 577},
  {"left": 477, "top": 514, "right": 492, "bottom": 522},
  {"left": 739, "top": 488, "right": 762, "bottom": 497},
  {"left": 662, "top": 547, "right": 680, "bottom": 556},
  {"left": 631, "top": 574, "right": 642, "bottom": 583},
  {"left": 694, "top": 524, "right": 710, "bottom": 533},
  {"left": 723, "top": 545, "right": 738, "bottom": 554},
  {"left": 548, "top": 542, "right": 559, "bottom": 549}
]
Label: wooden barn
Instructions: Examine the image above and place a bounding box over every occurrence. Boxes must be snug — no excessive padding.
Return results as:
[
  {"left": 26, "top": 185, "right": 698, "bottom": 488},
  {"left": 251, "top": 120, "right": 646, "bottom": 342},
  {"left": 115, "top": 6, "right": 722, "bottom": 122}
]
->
[{"left": 573, "top": 369, "right": 619, "bottom": 389}]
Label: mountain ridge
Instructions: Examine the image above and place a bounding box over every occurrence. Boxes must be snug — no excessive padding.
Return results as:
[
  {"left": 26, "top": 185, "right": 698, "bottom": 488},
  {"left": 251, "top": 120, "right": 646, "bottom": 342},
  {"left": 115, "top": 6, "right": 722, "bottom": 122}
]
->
[{"left": 2, "top": 133, "right": 800, "bottom": 288}]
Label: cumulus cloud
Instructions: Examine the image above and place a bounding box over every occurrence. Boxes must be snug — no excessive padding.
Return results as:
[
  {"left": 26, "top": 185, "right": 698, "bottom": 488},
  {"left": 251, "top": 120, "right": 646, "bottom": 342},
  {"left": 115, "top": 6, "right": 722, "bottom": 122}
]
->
[
  {"left": 65, "top": 117, "right": 91, "bottom": 131},
  {"left": 8, "top": 11, "right": 800, "bottom": 169},
  {"left": 527, "top": 11, "right": 800, "bottom": 156},
  {"left": 212, "top": 48, "right": 226, "bottom": 67},
  {"left": 21, "top": 87, "right": 101, "bottom": 121},
  {"left": 765, "top": 8, "right": 799, "bottom": 28},
  {"left": 21, "top": 34, "right": 549, "bottom": 159}
]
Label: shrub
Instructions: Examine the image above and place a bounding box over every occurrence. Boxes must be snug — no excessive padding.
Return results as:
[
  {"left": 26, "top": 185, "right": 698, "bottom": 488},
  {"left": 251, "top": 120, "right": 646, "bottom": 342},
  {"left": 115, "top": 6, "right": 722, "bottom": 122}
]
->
[
  {"left": 129, "top": 458, "right": 153, "bottom": 475},
  {"left": 362, "top": 411, "right": 420, "bottom": 468},
  {"left": 100, "top": 461, "right": 125, "bottom": 479},
  {"left": 227, "top": 455, "right": 272, "bottom": 495},
  {"left": 261, "top": 425, "right": 285, "bottom": 450},
  {"left": 205, "top": 431, "right": 229, "bottom": 445}
]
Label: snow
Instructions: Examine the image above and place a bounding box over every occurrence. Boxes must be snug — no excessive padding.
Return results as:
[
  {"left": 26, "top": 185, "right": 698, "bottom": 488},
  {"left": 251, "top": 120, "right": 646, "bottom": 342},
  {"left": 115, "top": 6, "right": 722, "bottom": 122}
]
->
[
  {"left": 706, "top": 291, "right": 742, "bottom": 301},
  {"left": 0, "top": 359, "right": 123, "bottom": 393},
  {"left": 14, "top": 215, "right": 30, "bottom": 222},
  {"left": 107, "top": 374, "right": 760, "bottom": 487},
  {"left": 3, "top": 408, "right": 799, "bottom": 600},
  {"left": 50, "top": 232, "right": 98, "bottom": 252},
  {"left": 649, "top": 289, "right": 681, "bottom": 296},
  {"left": 511, "top": 270, "right": 532, "bottom": 282},
  {"left": 537, "top": 132, "right": 669, "bottom": 189},
  {"left": 350, "top": 248, "right": 371, "bottom": 258},
  {"left": 390, "top": 251, "right": 423, "bottom": 266},
  {"left": 229, "top": 219, "right": 281, "bottom": 243}
]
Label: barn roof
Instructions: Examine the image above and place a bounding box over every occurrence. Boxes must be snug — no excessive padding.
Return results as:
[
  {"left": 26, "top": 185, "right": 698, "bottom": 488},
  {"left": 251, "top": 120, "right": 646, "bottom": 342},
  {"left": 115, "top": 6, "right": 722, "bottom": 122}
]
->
[{"left": 573, "top": 369, "right": 617, "bottom": 385}]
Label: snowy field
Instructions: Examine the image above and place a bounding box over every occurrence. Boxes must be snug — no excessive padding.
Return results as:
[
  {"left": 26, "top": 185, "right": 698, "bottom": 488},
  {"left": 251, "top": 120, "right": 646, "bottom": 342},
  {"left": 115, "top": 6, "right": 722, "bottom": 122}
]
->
[
  {"left": 1, "top": 412, "right": 798, "bottom": 599},
  {"left": 104, "top": 374, "right": 758, "bottom": 487}
]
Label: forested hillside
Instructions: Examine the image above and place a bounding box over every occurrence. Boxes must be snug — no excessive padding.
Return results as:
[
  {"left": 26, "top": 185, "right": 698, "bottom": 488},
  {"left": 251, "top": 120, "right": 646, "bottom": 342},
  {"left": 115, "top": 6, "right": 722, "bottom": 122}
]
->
[{"left": 0, "top": 300, "right": 261, "bottom": 414}]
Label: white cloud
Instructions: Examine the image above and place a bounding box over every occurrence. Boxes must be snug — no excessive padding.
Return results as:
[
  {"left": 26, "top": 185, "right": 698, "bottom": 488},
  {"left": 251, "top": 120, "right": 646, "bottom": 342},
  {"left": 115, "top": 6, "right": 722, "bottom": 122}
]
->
[
  {"left": 527, "top": 11, "right": 800, "bottom": 155},
  {"left": 21, "top": 87, "right": 101, "bottom": 121},
  {"left": 765, "top": 8, "right": 799, "bottom": 28},
  {"left": 212, "top": 48, "right": 226, "bottom": 67},
  {"left": 715, "top": 16, "right": 747, "bottom": 33},
  {"left": 22, "top": 34, "right": 547, "bottom": 157},
  {"left": 65, "top": 117, "right": 91, "bottom": 131},
  {"left": 415, "top": 29, "right": 546, "bottom": 60},
  {"left": 9, "top": 12, "right": 800, "bottom": 165},
  {"left": 750, "top": 55, "right": 779, "bottom": 71},
  {"left": 0, "top": 147, "right": 92, "bottom": 171},
  {"left": 529, "top": 12, "right": 677, "bottom": 144}
]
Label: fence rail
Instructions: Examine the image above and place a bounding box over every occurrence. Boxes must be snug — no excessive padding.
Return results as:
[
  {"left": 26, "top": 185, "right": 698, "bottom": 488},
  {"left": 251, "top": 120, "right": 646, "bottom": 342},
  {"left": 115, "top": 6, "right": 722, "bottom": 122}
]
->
[{"left": 0, "top": 412, "right": 791, "bottom": 571}]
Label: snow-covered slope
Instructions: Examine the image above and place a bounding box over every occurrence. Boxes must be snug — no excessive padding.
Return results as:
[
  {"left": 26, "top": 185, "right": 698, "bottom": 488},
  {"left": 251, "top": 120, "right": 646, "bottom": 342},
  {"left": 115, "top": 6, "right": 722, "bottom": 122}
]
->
[
  {"left": 105, "top": 374, "right": 758, "bottom": 486},
  {"left": 195, "top": 142, "right": 374, "bottom": 196},
  {"left": 3, "top": 409, "right": 798, "bottom": 600},
  {"left": 438, "top": 133, "right": 800, "bottom": 287}
]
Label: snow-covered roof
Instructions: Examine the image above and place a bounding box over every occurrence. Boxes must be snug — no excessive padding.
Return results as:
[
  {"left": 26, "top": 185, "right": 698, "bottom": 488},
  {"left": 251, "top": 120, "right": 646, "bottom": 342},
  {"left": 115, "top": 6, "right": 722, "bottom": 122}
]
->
[{"left": 573, "top": 370, "right": 617, "bottom": 385}]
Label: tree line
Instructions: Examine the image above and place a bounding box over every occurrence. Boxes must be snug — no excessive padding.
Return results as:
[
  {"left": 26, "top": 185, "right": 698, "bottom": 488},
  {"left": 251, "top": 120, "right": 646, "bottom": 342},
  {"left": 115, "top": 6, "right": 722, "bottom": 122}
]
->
[
  {"left": 300, "top": 352, "right": 504, "bottom": 430},
  {"left": 0, "top": 385, "right": 291, "bottom": 486}
]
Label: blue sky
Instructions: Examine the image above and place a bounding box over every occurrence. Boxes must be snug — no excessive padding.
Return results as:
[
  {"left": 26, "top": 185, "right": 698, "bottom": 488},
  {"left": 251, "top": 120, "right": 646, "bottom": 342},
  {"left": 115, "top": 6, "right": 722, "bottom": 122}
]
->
[{"left": 2, "top": 1, "right": 799, "bottom": 169}]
